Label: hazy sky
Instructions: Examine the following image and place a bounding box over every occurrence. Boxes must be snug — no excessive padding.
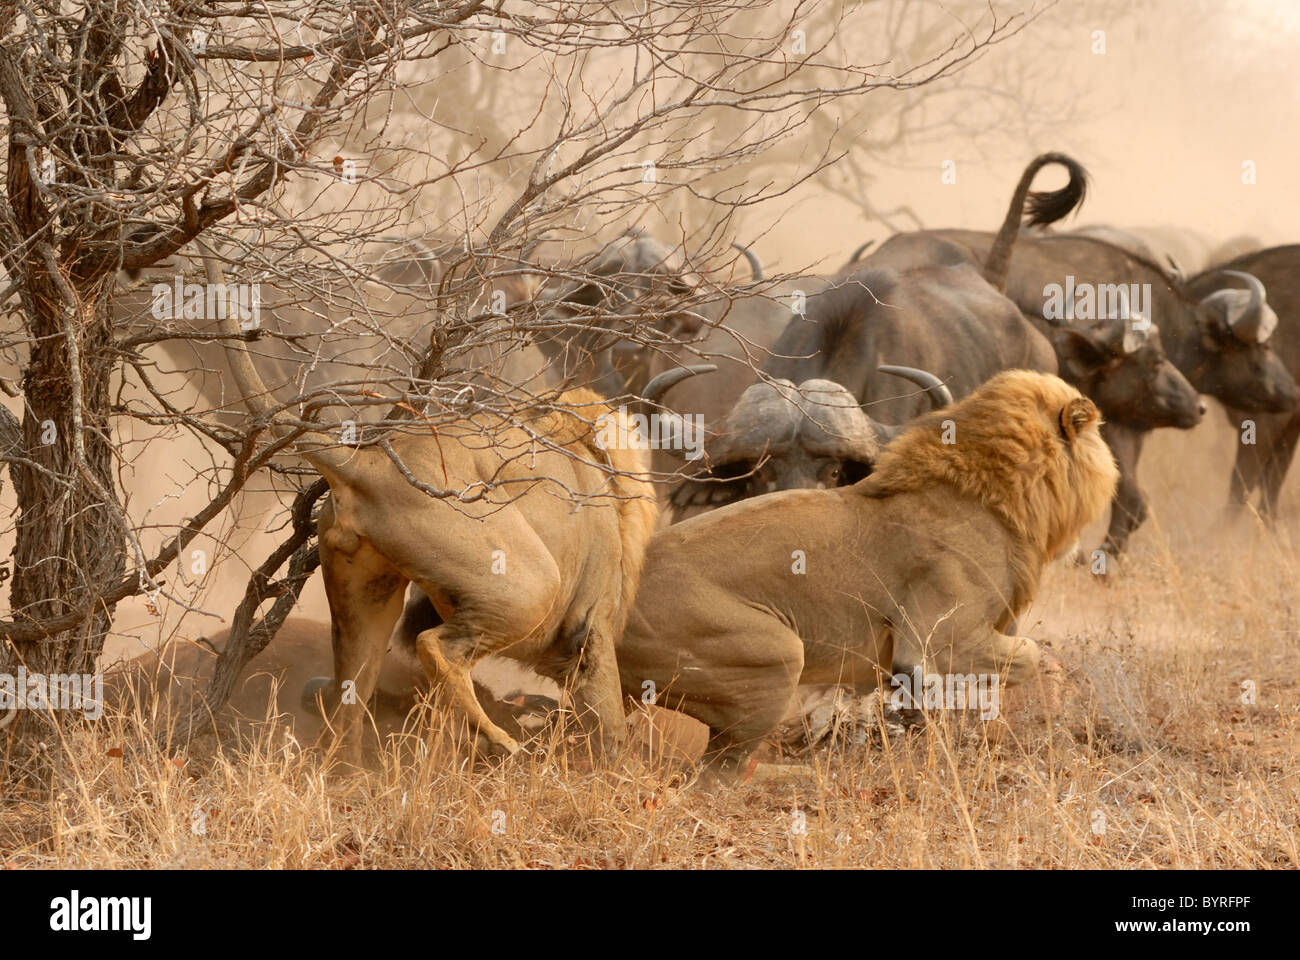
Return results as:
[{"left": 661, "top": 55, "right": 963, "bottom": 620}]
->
[{"left": 752, "top": 0, "right": 1300, "bottom": 271}]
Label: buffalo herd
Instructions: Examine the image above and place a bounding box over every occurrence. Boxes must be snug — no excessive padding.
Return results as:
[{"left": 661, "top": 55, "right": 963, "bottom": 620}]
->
[{"left": 111, "top": 153, "right": 1300, "bottom": 778}]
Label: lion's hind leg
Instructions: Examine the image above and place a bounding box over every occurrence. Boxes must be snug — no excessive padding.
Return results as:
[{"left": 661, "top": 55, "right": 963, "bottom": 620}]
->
[
  {"left": 407, "top": 561, "right": 563, "bottom": 759},
  {"left": 415, "top": 621, "right": 521, "bottom": 758},
  {"left": 375, "top": 514, "right": 561, "bottom": 759},
  {"left": 317, "top": 516, "right": 409, "bottom": 767},
  {"left": 691, "top": 633, "right": 805, "bottom": 781},
  {"left": 536, "top": 613, "right": 625, "bottom": 756}
]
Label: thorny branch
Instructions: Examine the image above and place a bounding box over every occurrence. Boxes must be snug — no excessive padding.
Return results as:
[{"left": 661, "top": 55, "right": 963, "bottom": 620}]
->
[{"left": 0, "top": 0, "right": 1046, "bottom": 698}]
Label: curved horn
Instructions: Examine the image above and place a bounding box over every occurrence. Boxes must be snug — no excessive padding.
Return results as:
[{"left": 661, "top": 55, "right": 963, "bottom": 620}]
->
[
  {"left": 0, "top": 705, "right": 15, "bottom": 729},
  {"left": 641, "top": 364, "right": 717, "bottom": 406},
  {"left": 877, "top": 365, "right": 954, "bottom": 408},
  {"left": 730, "top": 242, "right": 763, "bottom": 282},
  {"left": 847, "top": 239, "right": 875, "bottom": 264},
  {"left": 1216, "top": 269, "right": 1270, "bottom": 342},
  {"left": 626, "top": 364, "right": 718, "bottom": 463},
  {"left": 1165, "top": 253, "right": 1184, "bottom": 281}
]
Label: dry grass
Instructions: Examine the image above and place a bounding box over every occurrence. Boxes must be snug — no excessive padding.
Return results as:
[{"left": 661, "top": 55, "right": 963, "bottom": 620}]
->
[{"left": 2, "top": 414, "right": 1298, "bottom": 869}]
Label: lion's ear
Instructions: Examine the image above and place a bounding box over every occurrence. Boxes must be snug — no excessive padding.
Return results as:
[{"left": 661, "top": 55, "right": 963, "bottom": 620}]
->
[{"left": 1059, "top": 397, "right": 1099, "bottom": 442}]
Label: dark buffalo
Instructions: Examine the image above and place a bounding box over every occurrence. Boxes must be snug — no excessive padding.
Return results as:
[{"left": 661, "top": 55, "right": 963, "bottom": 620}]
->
[
  {"left": 940, "top": 230, "right": 1291, "bottom": 422},
  {"left": 891, "top": 228, "right": 1296, "bottom": 553},
  {"left": 775, "top": 247, "right": 1058, "bottom": 422},
  {"left": 1188, "top": 245, "right": 1300, "bottom": 517},
  {"left": 667, "top": 155, "right": 1087, "bottom": 518},
  {"left": 534, "top": 227, "right": 703, "bottom": 395},
  {"left": 598, "top": 241, "right": 835, "bottom": 480},
  {"left": 668, "top": 253, "right": 1051, "bottom": 515}
]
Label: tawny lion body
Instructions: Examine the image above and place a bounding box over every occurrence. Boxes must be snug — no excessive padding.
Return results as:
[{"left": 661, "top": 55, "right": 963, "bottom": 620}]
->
[
  {"left": 618, "top": 370, "right": 1118, "bottom": 775},
  {"left": 313, "top": 398, "right": 656, "bottom": 760},
  {"left": 202, "top": 245, "right": 660, "bottom": 763}
]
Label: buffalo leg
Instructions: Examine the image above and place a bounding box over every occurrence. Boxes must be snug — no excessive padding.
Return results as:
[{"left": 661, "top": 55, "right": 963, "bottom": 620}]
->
[
  {"left": 1226, "top": 404, "right": 1261, "bottom": 508},
  {"left": 1225, "top": 409, "right": 1299, "bottom": 517},
  {"left": 1100, "top": 422, "right": 1146, "bottom": 556},
  {"left": 1258, "top": 416, "right": 1300, "bottom": 518}
]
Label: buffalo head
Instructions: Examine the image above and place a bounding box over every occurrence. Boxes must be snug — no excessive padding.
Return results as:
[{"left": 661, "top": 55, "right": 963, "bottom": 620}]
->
[
  {"left": 670, "top": 365, "right": 951, "bottom": 515},
  {"left": 587, "top": 237, "right": 767, "bottom": 399},
  {"left": 536, "top": 229, "right": 703, "bottom": 394},
  {"left": 1189, "top": 270, "right": 1297, "bottom": 413},
  {"left": 1051, "top": 289, "right": 1204, "bottom": 431}
]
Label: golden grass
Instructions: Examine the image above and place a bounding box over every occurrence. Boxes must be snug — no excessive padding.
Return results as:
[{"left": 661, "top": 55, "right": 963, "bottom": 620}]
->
[
  {"left": 2, "top": 416, "right": 1298, "bottom": 869},
  {"left": 2, "top": 525, "right": 1297, "bottom": 869}
]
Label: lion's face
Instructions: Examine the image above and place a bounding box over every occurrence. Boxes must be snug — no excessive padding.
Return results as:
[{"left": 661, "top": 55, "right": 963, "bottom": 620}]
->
[{"left": 860, "top": 370, "right": 1119, "bottom": 563}]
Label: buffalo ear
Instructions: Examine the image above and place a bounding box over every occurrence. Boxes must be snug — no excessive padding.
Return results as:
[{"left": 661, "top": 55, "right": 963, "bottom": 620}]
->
[
  {"left": 1053, "top": 328, "right": 1106, "bottom": 381},
  {"left": 1059, "top": 396, "right": 1100, "bottom": 442},
  {"left": 1198, "top": 299, "right": 1233, "bottom": 343}
]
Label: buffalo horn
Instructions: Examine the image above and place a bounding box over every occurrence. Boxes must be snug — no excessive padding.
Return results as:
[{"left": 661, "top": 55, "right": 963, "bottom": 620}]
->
[
  {"left": 730, "top": 243, "right": 764, "bottom": 282},
  {"left": 877, "top": 365, "right": 954, "bottom": 408},
  {"left": 1216, "top": 269, "right": 1276, "bottom": 343},
  {"left": 641, "top": 364, "right": 718, "bottom": 406}
]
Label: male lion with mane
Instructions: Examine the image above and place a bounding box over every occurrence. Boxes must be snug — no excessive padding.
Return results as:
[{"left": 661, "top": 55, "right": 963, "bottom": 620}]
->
[
  {"left": 200, "top": 245, "right": 673, "bottom": 766},
  {"left": 618, "top": 370, "right": 1118, "bottom": 776}
]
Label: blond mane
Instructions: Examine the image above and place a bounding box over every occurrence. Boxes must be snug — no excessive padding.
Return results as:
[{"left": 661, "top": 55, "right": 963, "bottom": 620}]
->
[
  {"left": 535, "top": 388, "right": 660, "bottom": 636},
  {"left": 859, "top": 370, "right": 1118, "bottom": 614}
]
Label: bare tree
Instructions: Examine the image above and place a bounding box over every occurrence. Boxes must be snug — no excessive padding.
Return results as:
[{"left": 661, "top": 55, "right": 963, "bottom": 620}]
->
[
  {"left": 0, "top": 0, "right": 1037, "bottom": 724},
  {"left": 743, "top": 0, "right": 1147, "bottom": 232}
]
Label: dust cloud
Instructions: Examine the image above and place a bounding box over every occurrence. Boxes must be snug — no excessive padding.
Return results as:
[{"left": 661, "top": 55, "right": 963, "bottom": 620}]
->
[{"left": 4, "top": 0, "right": 1296, "bottom": 662}]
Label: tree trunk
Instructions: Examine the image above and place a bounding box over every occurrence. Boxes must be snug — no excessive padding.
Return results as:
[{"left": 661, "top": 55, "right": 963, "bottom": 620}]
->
[{"left": 5, "top": 289, "right": 123, "bottom": 676}]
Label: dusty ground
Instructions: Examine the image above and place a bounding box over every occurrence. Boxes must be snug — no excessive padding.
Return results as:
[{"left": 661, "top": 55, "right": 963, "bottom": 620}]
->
[{"left": 1, "top": 402, "right": 1297, "bottom": 868}]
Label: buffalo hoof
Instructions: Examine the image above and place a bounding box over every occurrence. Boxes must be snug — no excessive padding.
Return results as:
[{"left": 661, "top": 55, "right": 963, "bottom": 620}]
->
[
  {"left": 1075, "top": 545, "right": 1118, "bottom": 575},
  {"left": 301, "top": 676, "right": 332, "bottom": 716}
]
